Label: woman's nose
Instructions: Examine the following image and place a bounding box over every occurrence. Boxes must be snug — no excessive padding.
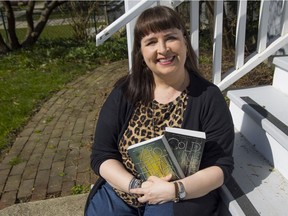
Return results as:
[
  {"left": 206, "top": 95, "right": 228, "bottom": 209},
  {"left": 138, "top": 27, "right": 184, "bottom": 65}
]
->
[{"left": 157, "top": 41, "right": 168, "bottom": 54}]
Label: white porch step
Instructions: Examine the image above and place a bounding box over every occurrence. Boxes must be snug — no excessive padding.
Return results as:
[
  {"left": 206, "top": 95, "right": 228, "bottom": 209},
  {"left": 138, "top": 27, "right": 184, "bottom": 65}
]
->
[
  {"left": 220, "top": 131, "right": 288, "bottom": 216},
  {"left": 227, "top": 85, "right": 288, "bottom": 180},
  {"left": 272, "top": 56, "right": 288, "bottom": 94}
]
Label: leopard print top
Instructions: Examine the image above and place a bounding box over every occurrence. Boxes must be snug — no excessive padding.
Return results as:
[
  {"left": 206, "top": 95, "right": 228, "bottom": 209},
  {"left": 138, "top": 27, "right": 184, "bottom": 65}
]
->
[{"left": 113, "top": 90, "right": 188, "bottom": 207}]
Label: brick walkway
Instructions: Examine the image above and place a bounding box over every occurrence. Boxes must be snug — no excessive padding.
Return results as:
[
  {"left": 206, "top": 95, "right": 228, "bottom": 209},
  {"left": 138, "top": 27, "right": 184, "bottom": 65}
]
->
[{"left": 0, "top": 60, "right": 128, "bottom": 210}]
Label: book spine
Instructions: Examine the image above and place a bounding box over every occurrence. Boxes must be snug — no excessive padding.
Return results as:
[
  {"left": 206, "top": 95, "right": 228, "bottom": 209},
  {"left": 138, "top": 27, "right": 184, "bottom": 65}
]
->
[{"left": 162, "top": 136, "right": 185, "bottom": 179}]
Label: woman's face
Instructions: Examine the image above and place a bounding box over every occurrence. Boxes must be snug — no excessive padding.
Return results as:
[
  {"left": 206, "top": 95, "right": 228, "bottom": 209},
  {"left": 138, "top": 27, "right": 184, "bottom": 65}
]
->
[{"left": 140, "top": 28, "right": 187, "bottom": 78}]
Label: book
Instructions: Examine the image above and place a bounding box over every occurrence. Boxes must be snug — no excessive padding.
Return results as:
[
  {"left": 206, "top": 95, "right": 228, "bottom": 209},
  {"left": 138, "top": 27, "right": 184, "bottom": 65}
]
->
[
  {"left": 127, "top": 135, "right": 185, "bottom": 181},
  {"left": 164, "top": 127, "right": 206, "bottom": 176}
]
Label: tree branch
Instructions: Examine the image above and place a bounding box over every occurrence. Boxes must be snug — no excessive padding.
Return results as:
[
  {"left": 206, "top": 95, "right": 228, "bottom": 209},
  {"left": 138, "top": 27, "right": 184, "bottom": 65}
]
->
[
  {"left": 26, "top": 0, "right": 35, "bottom": 35},
  {"left": 2, "top": 1, "right": 20, "bottom": 49},
  {"left": 22, "top": 0, "right": 67, "bottom": 47}
]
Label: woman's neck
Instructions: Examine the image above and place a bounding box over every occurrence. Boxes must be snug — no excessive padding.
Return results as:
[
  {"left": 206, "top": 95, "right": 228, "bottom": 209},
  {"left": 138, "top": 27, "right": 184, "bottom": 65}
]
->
[{"left": 153, "top": 70, "right": 189, "bottom": 104}]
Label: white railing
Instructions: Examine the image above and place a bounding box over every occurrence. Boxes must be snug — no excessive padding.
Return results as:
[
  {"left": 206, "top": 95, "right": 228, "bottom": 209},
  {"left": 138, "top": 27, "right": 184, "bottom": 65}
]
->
[{"left": 96, "top": 0, "right": 288, "bottom": 92}]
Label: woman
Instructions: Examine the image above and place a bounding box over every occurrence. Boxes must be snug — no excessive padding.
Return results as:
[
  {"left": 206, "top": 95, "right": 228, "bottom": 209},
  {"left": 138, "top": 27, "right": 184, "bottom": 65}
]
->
[{"left": 85, "top": 5, "right": 234, "bottom": 216}]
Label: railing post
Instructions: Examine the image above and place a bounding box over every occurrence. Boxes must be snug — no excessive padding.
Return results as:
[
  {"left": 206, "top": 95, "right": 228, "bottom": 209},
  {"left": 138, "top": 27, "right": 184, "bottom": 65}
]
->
[
  {"left": 235, "top": 0, "right": 247, "bottom": 69},
  {"left": 212, "top": 0, "right": 224, "bottom": 85},
  {"left": 256, "top": 0, "right": 270, "bottom": 53},
  {"left": 124, "top": 0, "right": 139, "bottom": 70},
  {"left": 281, "top": 0, "right": 288, "bottom": 36},
  {"left": 190, "top": 0, "right": 200, "bottom": 65}
]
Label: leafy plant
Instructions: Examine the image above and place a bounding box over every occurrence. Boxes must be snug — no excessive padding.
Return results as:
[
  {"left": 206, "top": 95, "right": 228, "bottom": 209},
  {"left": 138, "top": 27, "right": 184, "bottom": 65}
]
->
[
  {"left": 71, "top": 184, "right": 90, "bottom": 195},
  {"left": 9, "top": 156, "right": 23, "bottom": 166}
]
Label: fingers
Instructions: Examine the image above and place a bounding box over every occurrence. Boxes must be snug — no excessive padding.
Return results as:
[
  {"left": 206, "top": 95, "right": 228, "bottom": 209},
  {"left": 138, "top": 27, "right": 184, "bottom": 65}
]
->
[
  {"left": 161, "top": 174, "right": 173, "bottom": 181},
  {"left": 129, "top": 187, "right": 145, "bottom": 195}
]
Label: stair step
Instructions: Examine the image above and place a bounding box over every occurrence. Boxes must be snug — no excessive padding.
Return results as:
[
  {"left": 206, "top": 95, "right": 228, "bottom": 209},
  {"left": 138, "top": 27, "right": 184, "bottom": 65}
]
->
[
  {"left": 220, "top": 130, "right": 288, "bottom": 216},
  {"left": 273, "top": 56, "right": 288, "bottom": 94},
  {"left": 227, "top": 85, "right": 288, "bottom": 179}
]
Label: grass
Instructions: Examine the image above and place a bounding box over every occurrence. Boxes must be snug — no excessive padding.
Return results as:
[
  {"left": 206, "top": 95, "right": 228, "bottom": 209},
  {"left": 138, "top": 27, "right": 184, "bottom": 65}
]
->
[
  {"left": 71, "top": 184, "right": 90, "bottom": 195},
  {"left": 8, "top": 156, "right": 23, "bottom": 166},
  {"left": 0, "top": 37, "right": 127, "bottom": 154},
  {"left": 0, "top": 25, "right": 75, "bottom": 44}
]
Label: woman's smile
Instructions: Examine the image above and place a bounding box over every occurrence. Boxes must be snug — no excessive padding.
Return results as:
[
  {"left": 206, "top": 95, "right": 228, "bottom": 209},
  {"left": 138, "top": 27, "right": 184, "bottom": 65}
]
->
[
  {"left": 141, "top": 28, "right": 187, "bottom": 77},
  {"left": 157, "top": 56, "right": 175, "bottom": 65}
]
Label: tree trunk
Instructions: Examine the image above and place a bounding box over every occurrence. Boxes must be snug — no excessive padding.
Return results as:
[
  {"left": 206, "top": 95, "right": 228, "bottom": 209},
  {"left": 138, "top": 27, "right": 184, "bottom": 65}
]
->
[
  {"left": 26, "top": 0, "right": 35, "bottom": 35},
  {"left": 0, "top": 34, "right": 11, "bottom": 54},
  {"left": 22, "top": 1, "right": 67, "bottom": 47},
  {"left": 2, "top": 1, "right": 21, "bottom": 49}
]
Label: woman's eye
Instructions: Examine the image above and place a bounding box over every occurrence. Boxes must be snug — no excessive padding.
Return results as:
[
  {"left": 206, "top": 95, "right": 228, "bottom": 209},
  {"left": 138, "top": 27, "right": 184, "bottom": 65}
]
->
[
  {"left": 167, "top": 36, "right": 176, "bottom": 41},
  {"left": 146, "top": 41, "right": 156, "bottom": 46}
]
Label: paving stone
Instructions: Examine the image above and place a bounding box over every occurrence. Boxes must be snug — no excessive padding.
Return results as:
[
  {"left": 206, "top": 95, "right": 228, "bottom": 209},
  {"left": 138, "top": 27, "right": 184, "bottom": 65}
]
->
[
  {"left": 50, "top": 128, "right": 63, "bottom": 138},
  {"left": 19, "top": 141, "right": 36, "bottom": 161},
  {"left": 47, "top": 175, "right": 63, "bottom": 194},
  {"left": 26, "top": 153, "right": 42, "bottom": 167},
  {"left": 0, "top": 163, "right": 12, "bottom": 171},
  {"left": 19, "top": 127, "right": 34, "bottom": 137},
  {"left": 0, "top": 169, "right": 10, "bottom": 190},
  {"left": 65, "top": 149, "right": 80, "bottom": 167},
  {"left": 61, "top": 181, "right": 74, "bottom": 196},
  {"left": 0, "top": 191, "right": 17, "bottom": 208},
  {"left": 63, "top": 166, "right": 77, "bottom": 182},
  {"left": 4, "top": 175, "right": 21, "bottom": 192},
  {"left": 31, "top": 169, "right": 50, "bottom": 201},
  {"left": 38, "top": 157, "right": 54, "bottom": 171},
  {"left": 50, "top": 161, "right": 65, "bottom": 177},
  {"left": 76, "top": 172, "right": 91, "bottom": 186},
  {"left": 10, "top": 161, "right": 27, "bottom": 176},
  {"left": 8, "top": 137, "right": 29, "bottom": 154},
  {"left": 33, "top": 142, "right": 47, "bottom": 155},
  {"left": 17, "top": 179, "right": 34, "bottom": 199},
  {"left": 22, "top": 165, "right": 38, "bottom": 180},
  {"left": 53, "top": 150, "right": 67, "bottom": 162},
  {"left": 58, "top": 140, "right": 69, "bottom": 151}
]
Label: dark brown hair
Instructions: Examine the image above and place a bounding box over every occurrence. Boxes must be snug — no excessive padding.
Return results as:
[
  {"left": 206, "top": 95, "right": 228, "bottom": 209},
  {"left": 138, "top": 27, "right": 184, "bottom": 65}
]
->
[{"left": 118, "top": 6, "right": 200, "bottom": 105}]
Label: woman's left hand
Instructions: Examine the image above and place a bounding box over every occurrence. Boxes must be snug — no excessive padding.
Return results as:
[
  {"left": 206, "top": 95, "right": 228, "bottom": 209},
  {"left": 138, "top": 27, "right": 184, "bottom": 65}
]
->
[{"left": 129, "top": 174, "right": 175, "bottom": 205}]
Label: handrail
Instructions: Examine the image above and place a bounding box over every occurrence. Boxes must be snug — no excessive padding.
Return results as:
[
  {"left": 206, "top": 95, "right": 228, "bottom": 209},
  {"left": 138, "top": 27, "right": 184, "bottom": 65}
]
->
[
  {"left": 95, "top": 0, "right": 288, "bottom": 92},
  {"left": 218, "top": 33, "right": 288, "bottom": 91},
  {"left": 96, "top": 0, "right": 157, "bottom": 46},
  {"left": 219, "top": 0, "right": 288, "bottom": 91}
]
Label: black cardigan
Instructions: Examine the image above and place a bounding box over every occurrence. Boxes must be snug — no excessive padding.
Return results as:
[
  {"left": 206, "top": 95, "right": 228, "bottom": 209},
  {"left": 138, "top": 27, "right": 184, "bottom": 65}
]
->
[{"left": 86, "top": 72, "right": 235, "bottom": 212}]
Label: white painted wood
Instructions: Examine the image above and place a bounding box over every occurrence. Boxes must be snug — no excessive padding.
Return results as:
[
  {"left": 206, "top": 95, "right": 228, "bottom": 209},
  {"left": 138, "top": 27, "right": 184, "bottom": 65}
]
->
[
  {"left": 159, "top": 0, "right": 184, "bottom": 8},
  {"left": 256, "top": 0, "right": 270, "bottom": 53},
  {"left": 228, "top": 86, "right": 288, "bottom": 180},
  {"left": 230, "top": 130, "right": 288, "bottom": 215},
  {"left": 235, "top": 0, "right": 247, "bottom": 69},
  {"left": 281, "top": 0, "right": 288, "bottom": 36},
  {"left": 96, "top": 0, "right": 156, "bottom": 46},
  {"left": 272, "top": 56, "right": 288, "bottom": 94},
  {"left": 212, "top": 0, "right": 223, "bottom": 85},
  {"left": 125, "top": 0, "right": 139, "bottom": 70},
  {"left": 190, "top": 0, "right": 199, "bottom": 63},
  {"left": 218, "top": 33, "right": 288, "bottom": 91},
  {"left": 220, "top": 185, "right": 246, "bottom": 216}
]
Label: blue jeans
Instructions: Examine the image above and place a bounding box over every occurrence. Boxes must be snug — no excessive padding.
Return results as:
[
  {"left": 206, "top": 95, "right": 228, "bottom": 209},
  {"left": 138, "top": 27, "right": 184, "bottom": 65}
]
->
[{"left": 85, "top": 182, "right": 173, "bottom": 216}]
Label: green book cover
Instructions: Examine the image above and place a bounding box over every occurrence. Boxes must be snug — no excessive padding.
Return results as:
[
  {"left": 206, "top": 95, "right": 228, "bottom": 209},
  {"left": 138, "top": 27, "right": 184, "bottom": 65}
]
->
[
  {"left": 164, "top": 127, "right": 206, "bottom": 176},
  {"left": 128, "top": 135, "right": 185, "bottom": 181}
]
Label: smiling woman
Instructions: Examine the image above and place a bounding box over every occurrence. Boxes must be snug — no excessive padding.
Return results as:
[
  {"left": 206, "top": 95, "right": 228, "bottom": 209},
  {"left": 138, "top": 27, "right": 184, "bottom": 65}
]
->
[
  {"left": 140, "top": 28, "right": 188, "bottom": 104},
  {"left": 85, "top": 6, "right": 234, "bottom": 216}
]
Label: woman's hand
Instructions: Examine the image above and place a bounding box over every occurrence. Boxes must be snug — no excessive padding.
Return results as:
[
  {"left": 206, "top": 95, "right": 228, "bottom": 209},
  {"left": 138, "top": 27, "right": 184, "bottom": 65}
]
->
[{"left": 129, "top": 174, "right": 175, "bottom": 205}]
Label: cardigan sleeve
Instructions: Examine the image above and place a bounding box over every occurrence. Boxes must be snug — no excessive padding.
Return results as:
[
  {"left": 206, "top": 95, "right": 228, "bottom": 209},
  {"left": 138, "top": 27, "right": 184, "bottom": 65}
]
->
[
  {"left": 200, "top": 85, "right": 234, "bottom": 184},
  {"left": 184, "top": 73, "right": 234, "bottom": 184},
  {"left": 90, "top": 86, "right": 127, "bottom": 176}
]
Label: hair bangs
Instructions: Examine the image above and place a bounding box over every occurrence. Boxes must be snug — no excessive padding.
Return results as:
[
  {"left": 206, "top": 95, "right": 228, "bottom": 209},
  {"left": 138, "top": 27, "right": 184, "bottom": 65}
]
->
[{"left": 135, "top": 7, "right": 182, "bottom": 40}]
